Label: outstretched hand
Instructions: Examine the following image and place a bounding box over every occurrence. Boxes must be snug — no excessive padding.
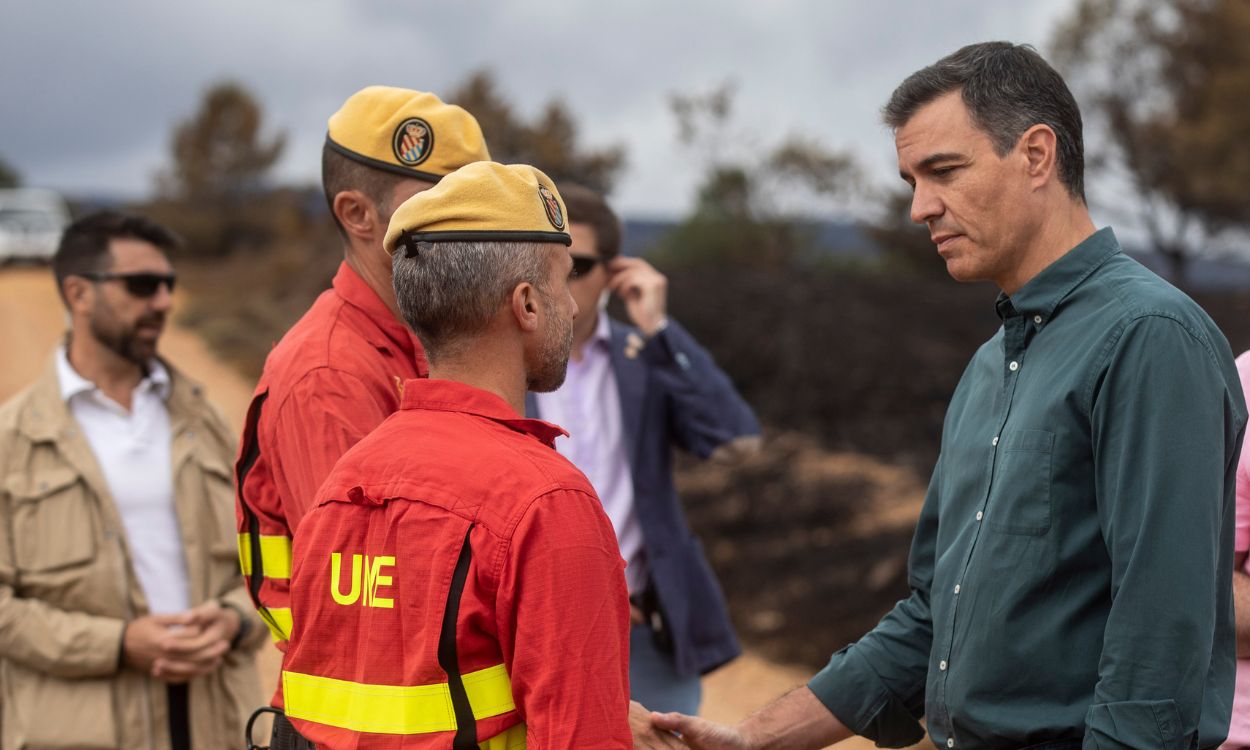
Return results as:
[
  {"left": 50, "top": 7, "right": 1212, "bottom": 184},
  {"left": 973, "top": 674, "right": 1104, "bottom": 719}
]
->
[
  {"left": 631, "top": 701, "right": 687, "bottom": 749},
  {"left": 650, "top": 710, "right": 753, "bottom": 750}
]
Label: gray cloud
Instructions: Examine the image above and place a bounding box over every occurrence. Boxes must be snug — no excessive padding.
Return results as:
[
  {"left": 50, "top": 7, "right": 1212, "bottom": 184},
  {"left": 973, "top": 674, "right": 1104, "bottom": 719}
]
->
[{"left": 1, "top": 0, "right": 1078, "bottom": 214}]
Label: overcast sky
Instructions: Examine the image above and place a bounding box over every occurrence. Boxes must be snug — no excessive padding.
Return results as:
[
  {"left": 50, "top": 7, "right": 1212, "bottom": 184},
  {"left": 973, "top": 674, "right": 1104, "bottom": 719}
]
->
[{"left": 0, "top": 0, "right": 1078, "bottom": 219}]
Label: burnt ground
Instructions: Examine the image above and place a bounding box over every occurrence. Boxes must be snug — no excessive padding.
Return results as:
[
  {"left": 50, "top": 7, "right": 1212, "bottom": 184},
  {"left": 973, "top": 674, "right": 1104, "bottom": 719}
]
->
[{"left": 677, "top": 431, "right": 926, "bottom": 670}]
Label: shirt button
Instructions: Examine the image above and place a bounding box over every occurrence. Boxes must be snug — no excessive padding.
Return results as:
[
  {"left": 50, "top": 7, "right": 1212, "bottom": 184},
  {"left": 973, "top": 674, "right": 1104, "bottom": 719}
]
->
[
  {"left": 991, "top": 436, "right": 999, "bottom": 446},
  {"left": 939, "top": 660, "right": 948, "bottom": 671},
  {"left": 976, "top": 511, "right": 984, "bottom": 521},
  {"left": 1034, "top": 315, "right": 1043, "bottom": 325},
  {"left": 947, "top": 739, "right": 955, "bottom": 748},
  {"left": 954, "top": 584, "right": 961, "bottom": 594},
  {"left": 1009, "top": 360, "right": 1019, "bottom": 372}
]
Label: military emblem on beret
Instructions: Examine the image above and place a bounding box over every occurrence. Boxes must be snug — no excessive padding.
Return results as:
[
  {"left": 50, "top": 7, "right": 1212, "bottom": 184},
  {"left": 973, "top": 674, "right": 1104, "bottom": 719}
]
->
[
  {"left": 392, "top": 118, "right": 433, "bottom": 166},
  {"left": 538, "top": 185, "right": 565, "bottom": 230}
]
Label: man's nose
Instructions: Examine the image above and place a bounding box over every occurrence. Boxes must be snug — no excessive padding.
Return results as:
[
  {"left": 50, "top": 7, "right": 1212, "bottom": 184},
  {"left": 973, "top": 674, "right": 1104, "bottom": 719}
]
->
[
  {"left": 150, "top": 282, "right": 174, "bottom": 311},
  {"left": 910, "top": 183, "right": 943, "bottom": 225}
]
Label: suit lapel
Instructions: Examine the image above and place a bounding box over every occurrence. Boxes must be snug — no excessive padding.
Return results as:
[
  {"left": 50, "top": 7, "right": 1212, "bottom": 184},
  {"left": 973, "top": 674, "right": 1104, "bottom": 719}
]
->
[{"left": 609, "top": 319, "right": 647, "bottom": 471}]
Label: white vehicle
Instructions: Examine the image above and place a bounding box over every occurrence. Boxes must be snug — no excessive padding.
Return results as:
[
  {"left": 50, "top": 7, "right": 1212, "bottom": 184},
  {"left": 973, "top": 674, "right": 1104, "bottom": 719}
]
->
[{"left": 0, "top": 188, "right": 71, "bottom": 263}]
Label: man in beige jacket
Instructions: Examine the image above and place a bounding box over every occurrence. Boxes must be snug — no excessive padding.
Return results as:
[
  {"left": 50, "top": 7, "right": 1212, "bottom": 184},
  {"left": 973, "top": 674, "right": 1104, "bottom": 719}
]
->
[{"left": 0, "top": 211, "right": 266, "bottom": 750}]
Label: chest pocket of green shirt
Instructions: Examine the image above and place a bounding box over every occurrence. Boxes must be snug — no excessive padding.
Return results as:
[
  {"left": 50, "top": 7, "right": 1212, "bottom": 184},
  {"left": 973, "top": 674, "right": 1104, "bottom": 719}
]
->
[{"left": 986, "top": 429, "right": 1055, "bottom": 536}]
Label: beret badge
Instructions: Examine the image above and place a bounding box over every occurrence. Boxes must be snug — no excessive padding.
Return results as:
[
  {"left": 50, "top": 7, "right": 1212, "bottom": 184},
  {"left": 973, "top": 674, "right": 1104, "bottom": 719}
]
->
[
  {"left": 538, "top": 184, "right": 565, "bottom": 230},
  {"left": 393, "top": 117, "right": 433, "bottom": 166}
]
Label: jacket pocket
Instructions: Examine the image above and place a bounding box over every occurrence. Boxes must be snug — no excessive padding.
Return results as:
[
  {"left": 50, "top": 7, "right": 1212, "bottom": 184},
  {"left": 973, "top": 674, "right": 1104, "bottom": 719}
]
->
[
  {"left": 5, "top": 466, "right": 97, "bottom": 573},
  {"left": 985, "top": 429, "right": 1055, "bottom": 536},
  {"left": 2, "top": 660, "right": 118, "bottom": 749}
]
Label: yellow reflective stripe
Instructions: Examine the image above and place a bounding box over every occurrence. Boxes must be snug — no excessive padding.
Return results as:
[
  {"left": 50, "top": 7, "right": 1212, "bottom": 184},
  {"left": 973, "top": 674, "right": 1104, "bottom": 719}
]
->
[
  {"left": 237, "top": 533, "right": 292, "bottom": 579},
  {"left": 479, "top": 723, "right": 526, "bottom": 750},
  {"left": 283, "top": 664, "right": 515, "bottom": 735},
  {"left": 462, "top": 664, "right": 517, "bottom": 718},
  {"left": 261, "top": 607, "right": 292, "bottom": 643}
]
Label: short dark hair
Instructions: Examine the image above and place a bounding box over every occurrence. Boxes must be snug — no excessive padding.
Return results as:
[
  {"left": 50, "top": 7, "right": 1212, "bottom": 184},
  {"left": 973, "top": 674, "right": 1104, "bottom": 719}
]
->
[
  {"left": 559, "top": 183, "right": 622, "bottom": 260},
  {"left": 321, "top": 144, "right": 407, "bottom": 238},
  {"left": 53, "top": 211, "right": 180, "bottom": 303},
  {"left": 883, "top": 42, "right": 1086, "bottom": 202}
]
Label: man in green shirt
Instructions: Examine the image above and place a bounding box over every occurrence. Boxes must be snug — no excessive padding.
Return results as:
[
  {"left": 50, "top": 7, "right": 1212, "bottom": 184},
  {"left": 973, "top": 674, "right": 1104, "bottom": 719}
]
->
[{"left": 651, "top": 41, "right": 1247, "bottom": 750}]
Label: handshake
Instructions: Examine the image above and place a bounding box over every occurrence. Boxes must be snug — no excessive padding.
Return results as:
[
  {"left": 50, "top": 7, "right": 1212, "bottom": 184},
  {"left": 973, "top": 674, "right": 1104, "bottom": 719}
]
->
[
  {"left": 630, "top": 685, "right": 842, "bottom": 750},
  {"left": 631, "top": 700, "right": 735, "bottom": 750}
]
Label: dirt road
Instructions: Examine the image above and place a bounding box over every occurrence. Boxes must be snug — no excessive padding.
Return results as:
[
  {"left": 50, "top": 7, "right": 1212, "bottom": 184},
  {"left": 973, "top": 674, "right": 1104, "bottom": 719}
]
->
[{"left": 0, "top": 267, "right": 910, "bottom": 747}]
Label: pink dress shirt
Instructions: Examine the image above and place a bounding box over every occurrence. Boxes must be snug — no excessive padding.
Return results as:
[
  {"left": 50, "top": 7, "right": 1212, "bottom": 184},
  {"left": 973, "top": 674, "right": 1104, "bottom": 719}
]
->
[
  {"left": 533, "top": 312, "right": 647, "bottom": 594},
  {"left": 1228, "top": 351, "right": 1250, "bottom": 748}
]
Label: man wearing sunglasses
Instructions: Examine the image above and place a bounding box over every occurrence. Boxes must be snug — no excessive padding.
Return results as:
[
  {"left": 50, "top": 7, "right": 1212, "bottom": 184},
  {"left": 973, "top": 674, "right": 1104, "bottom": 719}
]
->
[
  {"left": 527, "top": 184, "right": 760, "bottom": 715},
  {"left": 0, "top": 211, "right": 266, "bottom": 750}
]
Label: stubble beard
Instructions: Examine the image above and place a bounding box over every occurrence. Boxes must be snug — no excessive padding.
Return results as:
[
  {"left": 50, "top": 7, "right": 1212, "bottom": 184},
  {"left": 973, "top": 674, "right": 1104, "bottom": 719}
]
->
[
  {"left": 90, "top": 302, "right": 163, "bottom": 367},
  {"left": 527, "top": 312, "right": 574, "bottom": 394}
]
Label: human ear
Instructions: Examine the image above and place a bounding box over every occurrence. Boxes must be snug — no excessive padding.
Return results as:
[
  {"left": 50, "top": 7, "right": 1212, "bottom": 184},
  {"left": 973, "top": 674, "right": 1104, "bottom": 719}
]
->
[
  {"left": 332, "top": 190, "right": 378, "bottom": 240},
  {"left": 62, "top": 277, "right": 92, "bottom": 314},
  {"left": 511, "top": 282, "right": 541, "bottom": 333},
  {"left": 1020, "top": 124, "right": 1057, "bottom": 189}
]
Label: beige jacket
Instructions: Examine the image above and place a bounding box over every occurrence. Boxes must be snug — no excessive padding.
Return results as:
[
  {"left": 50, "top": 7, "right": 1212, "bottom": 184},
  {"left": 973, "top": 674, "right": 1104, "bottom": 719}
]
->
[{"left": 0, "top": 355, "right": 266, "bottom": 750}]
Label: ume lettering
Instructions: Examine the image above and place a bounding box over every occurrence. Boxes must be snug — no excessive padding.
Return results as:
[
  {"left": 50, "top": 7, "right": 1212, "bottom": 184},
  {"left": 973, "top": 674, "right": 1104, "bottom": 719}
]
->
[{"left": 330, "top": 552, "right": 395, "bottom": 608}]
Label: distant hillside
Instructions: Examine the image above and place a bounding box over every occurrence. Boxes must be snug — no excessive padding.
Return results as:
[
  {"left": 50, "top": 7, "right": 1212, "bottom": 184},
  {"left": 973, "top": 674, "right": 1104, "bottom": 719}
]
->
[
  {"left": 625, "top": 217, "right": 1250, "bottom": 290},
  {"left": 59, "top": 190, "right": 1250, "bottom": 291}
]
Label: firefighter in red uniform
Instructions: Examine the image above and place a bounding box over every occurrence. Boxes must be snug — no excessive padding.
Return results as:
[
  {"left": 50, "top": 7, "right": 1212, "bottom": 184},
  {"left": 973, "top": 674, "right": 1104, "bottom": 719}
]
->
[
  {"left": 234, "top": 88, "right": 489, "bottom": 652},
  {"left": 280, "top": 162, "right": 634, "bottom": 748}
]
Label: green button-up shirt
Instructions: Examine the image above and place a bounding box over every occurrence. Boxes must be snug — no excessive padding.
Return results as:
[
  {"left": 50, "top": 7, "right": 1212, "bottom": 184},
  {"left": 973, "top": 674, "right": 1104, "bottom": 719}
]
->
[{"left": 810, "top": 228, "right": 1246, "bottom": 749}]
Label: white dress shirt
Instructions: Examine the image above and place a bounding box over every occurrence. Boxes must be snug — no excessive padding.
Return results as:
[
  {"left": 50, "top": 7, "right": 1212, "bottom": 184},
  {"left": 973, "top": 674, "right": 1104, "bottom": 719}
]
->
[
  {"left": 534, "top": 313, "right": 647, "bottom": 594},
  {"left": 56, "top": 347, "right": 190, "bottom": 615}
]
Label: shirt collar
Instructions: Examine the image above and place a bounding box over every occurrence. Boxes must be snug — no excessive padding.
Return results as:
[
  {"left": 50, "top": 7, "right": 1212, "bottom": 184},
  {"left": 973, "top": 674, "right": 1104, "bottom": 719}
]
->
[
  {"left": 400, "top": 378, "right": 568, "bottom": 447},
  {"left": 996, "top": 227, "right": 1121, "bottom": 324},
  {"left": 56, "top": 345, "right": 171, "bottom": 403},
  {"left": 590, "top": 310, "right": 612, "bottom": 348},
  {"left": 332, "top": 261, "right": 426, "bottom": 366}
]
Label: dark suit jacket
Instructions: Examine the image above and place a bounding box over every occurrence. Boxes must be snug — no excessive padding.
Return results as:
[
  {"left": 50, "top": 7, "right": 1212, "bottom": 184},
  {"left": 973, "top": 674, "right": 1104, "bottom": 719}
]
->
[{"left": 527, "top": 317, "right": 760, "bottom": 676}]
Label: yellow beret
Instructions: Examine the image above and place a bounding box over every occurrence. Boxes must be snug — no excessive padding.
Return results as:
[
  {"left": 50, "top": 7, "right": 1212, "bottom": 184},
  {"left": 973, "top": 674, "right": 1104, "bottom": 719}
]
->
[
  {"left": 384, "top": 162, "right": 572, "bottom": 255},
  {"left": 326, "top": 86, "right": 490, "bottom": 182}
]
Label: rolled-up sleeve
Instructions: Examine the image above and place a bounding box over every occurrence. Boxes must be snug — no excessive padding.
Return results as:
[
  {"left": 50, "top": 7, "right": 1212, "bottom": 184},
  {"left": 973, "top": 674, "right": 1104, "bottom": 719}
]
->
[
  {"left": 808, "top": 462, "right": 941, "bottom": 748},
  {"left": 1085, "top": 316, "right": 1244, "bottom": 749}
]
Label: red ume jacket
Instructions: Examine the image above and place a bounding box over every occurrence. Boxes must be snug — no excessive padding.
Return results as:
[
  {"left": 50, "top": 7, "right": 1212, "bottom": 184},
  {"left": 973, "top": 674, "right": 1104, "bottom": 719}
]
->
[{"left": 282, "top": 379, "right": 632, "bottom": 749}]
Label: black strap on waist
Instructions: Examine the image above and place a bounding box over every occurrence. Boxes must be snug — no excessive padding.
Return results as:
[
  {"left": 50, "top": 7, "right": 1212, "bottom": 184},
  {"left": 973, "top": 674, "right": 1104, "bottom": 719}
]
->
[
  {"left": 439, "top": 525, "right": 478, "bottom": 750},
  {"left": 236, "top": 390, "right": 269, "bottom": 605}
]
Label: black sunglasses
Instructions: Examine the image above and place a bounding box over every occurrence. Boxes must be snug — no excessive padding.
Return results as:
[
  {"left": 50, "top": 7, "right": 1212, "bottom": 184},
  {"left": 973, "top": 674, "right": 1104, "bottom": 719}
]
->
[
  {"left": 81, "top": 272, "right": 177, "bottom": 298},
  {"left": 570, "top": 256, "right": 601, "bottom": 278}
]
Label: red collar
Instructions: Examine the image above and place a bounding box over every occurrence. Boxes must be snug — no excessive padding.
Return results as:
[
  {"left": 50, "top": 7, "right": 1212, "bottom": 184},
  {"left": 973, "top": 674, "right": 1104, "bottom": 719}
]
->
[
  {"left": 332, "top": 262, "right": 427, "bottom": 371},
  {"left": 401, "top": 378, "right": 568, "bottom": 447}
]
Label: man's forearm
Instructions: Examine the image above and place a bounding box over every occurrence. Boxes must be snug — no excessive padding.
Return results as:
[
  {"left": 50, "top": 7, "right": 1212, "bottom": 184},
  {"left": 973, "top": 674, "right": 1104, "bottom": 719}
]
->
[
  {"left": 739, "top": 687, "right": 852, "bottom": 750},
  {"left": 1234, "top": 568, "right": 1250, "bottom": 658}
]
